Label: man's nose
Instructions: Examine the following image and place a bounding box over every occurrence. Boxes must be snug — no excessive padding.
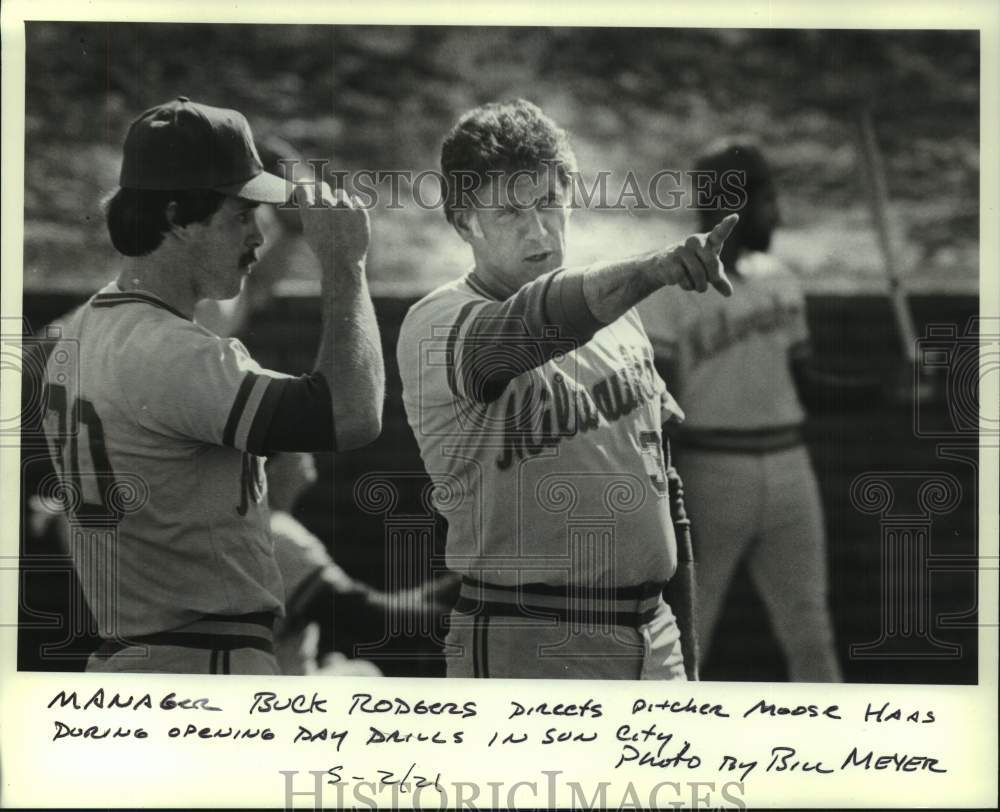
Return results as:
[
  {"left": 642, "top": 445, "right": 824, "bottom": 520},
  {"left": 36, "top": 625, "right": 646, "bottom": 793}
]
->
[
  {"left": 522, "top": 207, "right": 549, "bottom": 238},
  {"left": 247, "top": 218, "right": 264, "bottom": 248}
]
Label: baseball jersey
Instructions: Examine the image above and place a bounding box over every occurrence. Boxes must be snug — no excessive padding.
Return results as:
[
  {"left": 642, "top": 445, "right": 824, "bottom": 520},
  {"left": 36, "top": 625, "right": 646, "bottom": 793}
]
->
[
  {"left": 42, "top": 282, "right": 288, "bottom": 638},
  {"left": 636, "top": 252, "right": 809, "bottom": 430},
  {"left": 398, "top": 268, "right": 684, "bottom": 590}
]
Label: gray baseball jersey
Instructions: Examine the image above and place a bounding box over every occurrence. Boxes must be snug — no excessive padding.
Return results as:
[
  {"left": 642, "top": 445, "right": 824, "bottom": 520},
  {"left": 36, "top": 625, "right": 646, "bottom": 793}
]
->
[
  {"left": 42, "top": 282, "right": 288, "bottom": 639},
  {"left": 398, "top": 270, "right": 684, "bottom": 591}
]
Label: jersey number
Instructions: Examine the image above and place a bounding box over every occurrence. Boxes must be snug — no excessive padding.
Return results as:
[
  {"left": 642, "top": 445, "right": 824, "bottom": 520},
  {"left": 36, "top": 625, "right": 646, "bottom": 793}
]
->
[
  {"left": 639, "top": 430, "right": 668, "bottom": 496},
  {"left": 45, "top": 384, "right": 118, "bottom": 521}
]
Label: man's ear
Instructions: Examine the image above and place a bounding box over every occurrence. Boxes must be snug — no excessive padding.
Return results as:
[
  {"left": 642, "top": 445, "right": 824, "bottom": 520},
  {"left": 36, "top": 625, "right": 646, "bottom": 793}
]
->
[
  {"left": 164, "top": 201, "right": 186, "bottom": 240},
  {"left": 452, "top": 209, "right": 483, "bottom": 244}
]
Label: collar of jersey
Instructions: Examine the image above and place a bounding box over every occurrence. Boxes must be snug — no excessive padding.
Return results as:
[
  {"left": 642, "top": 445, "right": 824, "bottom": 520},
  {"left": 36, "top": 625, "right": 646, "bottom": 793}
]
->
[
  {"left": 465, "top": 269, "right": 507, "bottom": 301},
  {"left": 91, "top": 283, "right": 191, "bottom": 321}
]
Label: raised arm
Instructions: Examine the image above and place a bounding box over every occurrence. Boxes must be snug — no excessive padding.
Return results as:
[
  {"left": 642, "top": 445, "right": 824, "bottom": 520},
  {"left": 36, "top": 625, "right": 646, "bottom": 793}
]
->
[{"left": 296, "top": 183, "right": 384, "bottom": 450}]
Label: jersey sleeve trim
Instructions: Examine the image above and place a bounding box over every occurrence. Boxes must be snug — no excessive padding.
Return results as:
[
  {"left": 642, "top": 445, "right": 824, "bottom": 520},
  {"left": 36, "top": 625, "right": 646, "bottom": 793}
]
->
[
  {"left": 449, "top": 269, "right": 604, "bottom": 403},
  {"left": 545, "top": 267, "right": 603, "bottom": 339},
  {"left": 223, "top": 374, "right": 257, "bottom": 447},
  {"left": 223, "top": 372, "right": 288, "bottom": 454},
  {"left": 244, "top": 376, "right": 289, "bottom": 455},
  {"left": 257, "top": 373, "right": 335, "bottom": 454}
]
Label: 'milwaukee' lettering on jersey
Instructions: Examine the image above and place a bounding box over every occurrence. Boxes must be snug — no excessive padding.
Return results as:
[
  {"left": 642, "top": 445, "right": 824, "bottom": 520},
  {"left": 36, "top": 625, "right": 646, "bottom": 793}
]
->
[
  {"left": 689, "top": 293, "right": 802, "bottom": 365},
  {"left": 496, "top": 342, "right": 659, "bottom": 470}
]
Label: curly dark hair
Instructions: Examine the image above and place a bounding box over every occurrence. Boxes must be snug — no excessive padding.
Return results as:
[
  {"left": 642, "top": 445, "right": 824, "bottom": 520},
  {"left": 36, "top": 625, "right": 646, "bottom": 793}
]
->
[{"left": 439, "top": 99, "right": 578, "bottom": 224}]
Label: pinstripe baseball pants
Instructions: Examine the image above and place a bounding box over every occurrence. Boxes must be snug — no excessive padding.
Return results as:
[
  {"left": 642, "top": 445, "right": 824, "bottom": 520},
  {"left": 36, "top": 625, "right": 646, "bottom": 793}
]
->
[
  {"left": 444, "top": 577, "right": 687, "bottom": 680},
  {"left": 86, "top": 612, "right": 280, "bottom": 675}
]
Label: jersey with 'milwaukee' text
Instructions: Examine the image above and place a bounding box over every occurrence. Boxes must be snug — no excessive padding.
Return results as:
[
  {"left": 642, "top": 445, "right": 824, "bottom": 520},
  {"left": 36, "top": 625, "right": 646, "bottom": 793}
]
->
[
  {"left": 637, "top": 252, "right": 809, "bottom": 430},
  {"left": 42, "top": 283, "right": 289, "bottom": 638},
  {"left": 398, "top": 270, "right": 684, "bottom": 590}
]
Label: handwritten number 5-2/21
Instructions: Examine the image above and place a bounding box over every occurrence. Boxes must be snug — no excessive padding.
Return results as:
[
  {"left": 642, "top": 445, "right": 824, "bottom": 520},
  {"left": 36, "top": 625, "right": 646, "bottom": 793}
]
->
[{"left": 325, "top": 764, "right": 442, "bottom": 791}]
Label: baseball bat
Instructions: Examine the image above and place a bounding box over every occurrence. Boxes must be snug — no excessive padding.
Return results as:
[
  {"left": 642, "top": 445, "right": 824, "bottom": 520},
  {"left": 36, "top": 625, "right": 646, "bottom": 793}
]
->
[
  {"left": 667, "top": 462, "right": 700, "bottom": 681},
  {"left": 856, "top": 106, "right": 919, "bottom": 364}
]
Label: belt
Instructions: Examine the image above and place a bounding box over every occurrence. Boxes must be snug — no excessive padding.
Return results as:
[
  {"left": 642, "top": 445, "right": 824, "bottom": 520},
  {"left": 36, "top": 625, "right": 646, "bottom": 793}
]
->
[
  {"left": 93, "top": 611, "right": 276, "bottom": 658},
  {"left": 454, "top": 576, "right": 665, "bottom": 629},
  {"left": 678, "top": 425, "right": 804, "bottom": 453}
]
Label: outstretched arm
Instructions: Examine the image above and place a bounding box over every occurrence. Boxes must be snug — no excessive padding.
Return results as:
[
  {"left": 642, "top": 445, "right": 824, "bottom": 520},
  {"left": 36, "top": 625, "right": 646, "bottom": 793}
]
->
[
  {"left": 581, "top": 213, "right": 738, "bottom": 325},
  {"left": 451, "top": 214, "right": 739, "bottom": 404},
  {"left": 294, "top": 569, "right": 457, "bottom": 660}
]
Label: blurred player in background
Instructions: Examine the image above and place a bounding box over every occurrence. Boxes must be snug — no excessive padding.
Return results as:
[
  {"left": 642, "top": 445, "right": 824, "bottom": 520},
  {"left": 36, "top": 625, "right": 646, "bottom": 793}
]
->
[
  {"left": 638, "top": 140, "right": 859, "bottom": 682},
  {"left": 41, "top": 97, "right": 384, "bottom": 675},
  {"left": 267, "top": 452, "right": 457, "bottom": 675},
  {"left": 398, "top": 99, "right": 739, "bottom": 680}
]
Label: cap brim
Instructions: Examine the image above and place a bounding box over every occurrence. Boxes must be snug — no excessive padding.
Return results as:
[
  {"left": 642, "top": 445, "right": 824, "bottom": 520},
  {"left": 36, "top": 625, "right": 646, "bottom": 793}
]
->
[{"left": 214, "top": 170, "right": 291, "bottom": 204}]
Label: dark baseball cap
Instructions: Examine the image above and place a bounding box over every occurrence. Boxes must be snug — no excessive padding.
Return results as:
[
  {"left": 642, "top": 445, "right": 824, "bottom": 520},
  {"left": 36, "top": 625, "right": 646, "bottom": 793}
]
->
[{"left": 119, "top": 96, "right": 290, "bottom": 203}]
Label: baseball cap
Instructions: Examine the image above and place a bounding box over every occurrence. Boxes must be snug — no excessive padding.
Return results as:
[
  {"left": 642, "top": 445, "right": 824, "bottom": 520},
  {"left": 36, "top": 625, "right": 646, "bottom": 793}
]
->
[{"left": 119, "top": 96, "right": 290, "bottom": 203}]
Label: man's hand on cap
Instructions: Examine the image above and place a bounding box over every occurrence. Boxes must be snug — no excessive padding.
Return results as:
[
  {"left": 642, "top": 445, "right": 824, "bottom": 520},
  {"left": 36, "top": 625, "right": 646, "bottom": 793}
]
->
[{"left": 294, "top": 182, "right": 371, "bottom": 272}]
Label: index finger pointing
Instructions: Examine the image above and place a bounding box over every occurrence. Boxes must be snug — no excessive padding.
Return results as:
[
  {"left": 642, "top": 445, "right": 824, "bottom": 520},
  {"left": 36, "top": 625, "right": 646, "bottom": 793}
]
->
[{"left": 706, "top": 213, "right": 739, "bottom": 254}]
